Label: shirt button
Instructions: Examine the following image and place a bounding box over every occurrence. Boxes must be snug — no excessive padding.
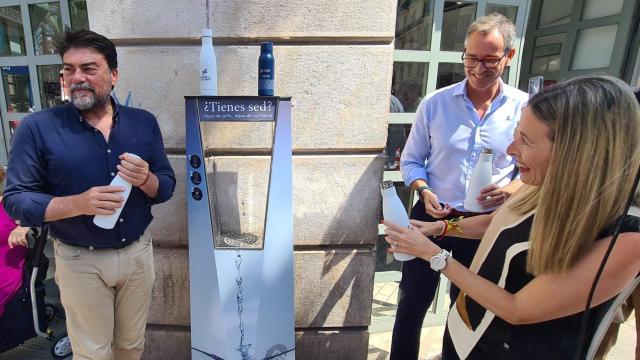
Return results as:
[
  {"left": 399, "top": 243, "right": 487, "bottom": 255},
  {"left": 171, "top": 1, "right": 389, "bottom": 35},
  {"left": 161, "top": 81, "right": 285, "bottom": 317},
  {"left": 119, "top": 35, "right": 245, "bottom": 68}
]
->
[
  {"left": 121, "top": 238, "right": 126, "bottom": 242},
  {"left": 89, "top": 246, "right": 94, "bottom": 250},
  {"left": 111, "top": 172, "right": 115, "bottom": 176},
  {"left": 119, "top": 218, "right": 124, "bottom": 223},
  {"left": 107, "top": 149, "right": 111, "bottom": 153}
]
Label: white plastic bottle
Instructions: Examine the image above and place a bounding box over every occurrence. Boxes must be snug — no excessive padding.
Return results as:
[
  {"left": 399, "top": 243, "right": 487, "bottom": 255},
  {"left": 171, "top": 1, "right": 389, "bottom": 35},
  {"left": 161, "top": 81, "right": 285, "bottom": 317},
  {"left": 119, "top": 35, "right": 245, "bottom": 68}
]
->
[
  {"left": 200, "top": 28, "right": 217, "bottom": 96},
  {"left": 93, "top": 153, "right": 141, "bottom": 229},
  {"left": 464, "top": 148, "right": 493, "bottom": 212},
  {"left": 381, "top": 181, "right": 416, "bottom": 262}
]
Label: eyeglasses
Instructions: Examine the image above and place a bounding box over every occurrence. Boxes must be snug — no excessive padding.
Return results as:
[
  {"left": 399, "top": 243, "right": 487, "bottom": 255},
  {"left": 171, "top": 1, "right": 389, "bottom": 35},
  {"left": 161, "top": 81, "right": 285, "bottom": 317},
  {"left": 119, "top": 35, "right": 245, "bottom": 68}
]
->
[{"left": 461, "top": 49, "right": 511, "bottom": 69}]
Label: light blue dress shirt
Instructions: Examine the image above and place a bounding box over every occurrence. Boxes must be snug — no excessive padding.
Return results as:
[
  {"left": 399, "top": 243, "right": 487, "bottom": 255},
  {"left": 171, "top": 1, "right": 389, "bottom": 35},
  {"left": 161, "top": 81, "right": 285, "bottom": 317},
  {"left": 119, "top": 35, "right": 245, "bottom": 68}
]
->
[{"left": 400, "top": 79, "right": 528, "bottom": 211}]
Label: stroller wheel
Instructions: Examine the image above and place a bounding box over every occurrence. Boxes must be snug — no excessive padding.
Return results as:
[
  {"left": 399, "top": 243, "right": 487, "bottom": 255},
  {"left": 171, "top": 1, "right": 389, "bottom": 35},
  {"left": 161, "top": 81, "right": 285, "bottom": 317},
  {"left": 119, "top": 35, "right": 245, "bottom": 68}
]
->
[
  {"left": 51, "top": 334, "right": 72, "bottom": 358},
  {"left": 45, "top": 303, "right": 57, "bottom": 322}
]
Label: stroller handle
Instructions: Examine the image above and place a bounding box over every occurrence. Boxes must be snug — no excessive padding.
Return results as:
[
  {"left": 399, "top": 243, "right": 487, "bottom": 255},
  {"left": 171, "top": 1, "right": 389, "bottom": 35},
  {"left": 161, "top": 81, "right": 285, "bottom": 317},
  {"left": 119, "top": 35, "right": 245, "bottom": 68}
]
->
[
  {"left": 29, "top": 227, "right": 48, "bottom": 268},
  {"left": 28, "top": 226, "right": 52, "bottom": 339}
]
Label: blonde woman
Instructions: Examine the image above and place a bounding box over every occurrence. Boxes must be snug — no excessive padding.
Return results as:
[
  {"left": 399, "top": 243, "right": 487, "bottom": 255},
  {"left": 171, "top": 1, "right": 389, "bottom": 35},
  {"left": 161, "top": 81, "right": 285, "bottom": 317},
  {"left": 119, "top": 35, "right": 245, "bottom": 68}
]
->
[{"left": 385, "top": 76, "right": 640, "bottom": 359}]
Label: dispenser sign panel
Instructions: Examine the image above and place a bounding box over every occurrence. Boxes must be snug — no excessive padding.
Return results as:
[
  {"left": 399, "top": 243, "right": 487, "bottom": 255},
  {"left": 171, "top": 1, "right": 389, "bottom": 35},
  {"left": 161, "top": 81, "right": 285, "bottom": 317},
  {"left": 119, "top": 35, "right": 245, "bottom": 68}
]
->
[
  {"left": 197, "top": 97, "right": 277, "bottom": 122},
  {"left": 186, "top": 96, "right": 295, "bottom": 359}
]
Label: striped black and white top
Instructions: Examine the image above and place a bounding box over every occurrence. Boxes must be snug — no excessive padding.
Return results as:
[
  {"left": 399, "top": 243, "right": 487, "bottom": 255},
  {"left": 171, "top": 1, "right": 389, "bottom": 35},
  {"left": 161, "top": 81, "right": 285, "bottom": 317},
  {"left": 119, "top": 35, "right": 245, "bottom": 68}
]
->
[{"left": 442, "top": 209, "right": 639, "bottom": 360}]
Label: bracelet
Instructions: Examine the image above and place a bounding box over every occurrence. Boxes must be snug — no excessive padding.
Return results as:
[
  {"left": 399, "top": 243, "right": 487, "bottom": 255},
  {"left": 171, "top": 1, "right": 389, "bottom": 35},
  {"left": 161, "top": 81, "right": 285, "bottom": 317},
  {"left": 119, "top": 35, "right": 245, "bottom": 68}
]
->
[
  {"left": 434, "top": 220, "right": 447, "bottom": 236},
  {"left": 443, "top": 216, "right": 464, "bottom": 235},
  {"left": 435, "top": 216, "right": 464, "bottom": 240},
  {"left": 139, "top": 170, "right": 151, "bottom": 187},
  {"left": 416, "top": 184, "right": 435, "bottom": 199}
]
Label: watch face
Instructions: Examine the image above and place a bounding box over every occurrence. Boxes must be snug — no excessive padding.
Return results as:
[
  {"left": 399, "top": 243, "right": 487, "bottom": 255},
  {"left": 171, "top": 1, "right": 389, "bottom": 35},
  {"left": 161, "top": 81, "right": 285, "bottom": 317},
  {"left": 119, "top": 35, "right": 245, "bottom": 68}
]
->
[
  {"left": 430, "top": 253, "right": 447, "bottom": 271},
  {"left": 429, "top": 250, "right": 451, "bottom": 271}
]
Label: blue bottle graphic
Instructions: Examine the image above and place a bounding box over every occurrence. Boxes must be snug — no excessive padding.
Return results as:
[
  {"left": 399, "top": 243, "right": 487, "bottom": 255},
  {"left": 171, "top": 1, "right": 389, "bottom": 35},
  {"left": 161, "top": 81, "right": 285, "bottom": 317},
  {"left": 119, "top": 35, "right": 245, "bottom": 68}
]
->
[{"left": 258, "top": 42, "right": 274, "bottom": 96}]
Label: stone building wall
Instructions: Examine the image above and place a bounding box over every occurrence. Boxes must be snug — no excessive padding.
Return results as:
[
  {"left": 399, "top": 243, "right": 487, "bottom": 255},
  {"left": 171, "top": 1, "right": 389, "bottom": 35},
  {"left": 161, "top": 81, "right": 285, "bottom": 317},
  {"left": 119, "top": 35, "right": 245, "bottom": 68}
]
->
[{"left": 87, "top": 0, "right": 395, "bottom": 358}]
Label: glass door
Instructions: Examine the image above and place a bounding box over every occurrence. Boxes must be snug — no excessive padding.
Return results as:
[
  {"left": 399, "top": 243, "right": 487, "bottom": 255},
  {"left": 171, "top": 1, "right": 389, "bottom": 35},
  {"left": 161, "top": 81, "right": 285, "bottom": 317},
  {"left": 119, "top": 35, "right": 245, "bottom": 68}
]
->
[
  {"left": 519, "top": 0, "right": 638, "bottom": 88},
  {"left": 0, "top": 0, "right": 88, "bottom": 165}
]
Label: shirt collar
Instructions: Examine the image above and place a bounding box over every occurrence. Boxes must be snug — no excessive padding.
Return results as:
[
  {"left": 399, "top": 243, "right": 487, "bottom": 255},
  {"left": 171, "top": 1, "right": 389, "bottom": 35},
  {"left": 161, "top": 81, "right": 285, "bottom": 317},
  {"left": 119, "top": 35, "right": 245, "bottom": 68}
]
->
[
  {"left": 453, "top": 79, "right": 468, "bottom": 97},
  {"left": 454, "top": 78, "right": 507, "bottom": 104}
]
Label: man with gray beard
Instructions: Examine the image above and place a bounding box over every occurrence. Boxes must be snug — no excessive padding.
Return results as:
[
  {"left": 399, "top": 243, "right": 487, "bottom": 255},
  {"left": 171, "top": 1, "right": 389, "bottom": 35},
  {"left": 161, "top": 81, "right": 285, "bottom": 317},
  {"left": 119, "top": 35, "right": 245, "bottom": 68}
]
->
[{"left": 3, "top": 30, "right": 175, "bottom": 360}]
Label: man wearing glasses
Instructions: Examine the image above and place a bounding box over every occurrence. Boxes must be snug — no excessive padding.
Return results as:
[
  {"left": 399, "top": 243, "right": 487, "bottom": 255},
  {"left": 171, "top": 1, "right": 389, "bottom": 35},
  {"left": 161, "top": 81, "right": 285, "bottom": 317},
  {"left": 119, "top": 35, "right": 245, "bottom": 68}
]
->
[{"left": 391, "top": 13, "right": 528, "bottom": 359}]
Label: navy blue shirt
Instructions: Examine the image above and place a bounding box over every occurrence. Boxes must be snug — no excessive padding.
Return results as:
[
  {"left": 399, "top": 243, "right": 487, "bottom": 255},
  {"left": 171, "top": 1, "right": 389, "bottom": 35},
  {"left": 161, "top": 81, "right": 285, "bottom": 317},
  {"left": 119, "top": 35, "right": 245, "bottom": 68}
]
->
[{"left": 3, "top": 99, "right": 176, "bottom": 248}]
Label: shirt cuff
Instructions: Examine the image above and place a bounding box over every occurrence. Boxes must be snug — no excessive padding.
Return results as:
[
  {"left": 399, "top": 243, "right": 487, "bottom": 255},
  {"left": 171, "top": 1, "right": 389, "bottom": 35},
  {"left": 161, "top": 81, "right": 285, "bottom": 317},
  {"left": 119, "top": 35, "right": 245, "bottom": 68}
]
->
[
  {"left": 16, "top": 193, "right": 54, "bottom": 227},
  {"left": 403, "top": 169, "right": 428, "bottom": 188},
  {"left": 149, "top": 173, "right": 175, "bottom": 204}
]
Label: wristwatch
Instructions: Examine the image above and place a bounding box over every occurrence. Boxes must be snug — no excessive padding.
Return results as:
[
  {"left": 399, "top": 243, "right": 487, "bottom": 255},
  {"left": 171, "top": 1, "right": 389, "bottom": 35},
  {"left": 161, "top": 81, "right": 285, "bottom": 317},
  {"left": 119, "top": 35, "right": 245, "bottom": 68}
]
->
[
  {"left": 416, "top": 185, "right": 435, "bottom": 199},
  {"left": 429, "top": 249, "right": 451, "bottom": 271}
]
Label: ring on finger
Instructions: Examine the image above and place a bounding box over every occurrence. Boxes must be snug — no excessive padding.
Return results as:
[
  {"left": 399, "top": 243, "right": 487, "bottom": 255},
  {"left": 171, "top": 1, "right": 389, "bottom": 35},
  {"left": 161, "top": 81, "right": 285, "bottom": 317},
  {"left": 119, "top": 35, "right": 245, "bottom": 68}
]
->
[{"left": 486, "top": 195, "right": 493, "bottom": 200}]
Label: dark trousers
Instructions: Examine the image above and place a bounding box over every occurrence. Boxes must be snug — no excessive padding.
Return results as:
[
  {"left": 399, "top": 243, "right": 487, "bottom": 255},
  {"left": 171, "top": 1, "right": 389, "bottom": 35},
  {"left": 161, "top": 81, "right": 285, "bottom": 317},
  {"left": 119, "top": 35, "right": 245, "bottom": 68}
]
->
[{"left": 390, "top": 201, "right": 481, "bottom": 360}]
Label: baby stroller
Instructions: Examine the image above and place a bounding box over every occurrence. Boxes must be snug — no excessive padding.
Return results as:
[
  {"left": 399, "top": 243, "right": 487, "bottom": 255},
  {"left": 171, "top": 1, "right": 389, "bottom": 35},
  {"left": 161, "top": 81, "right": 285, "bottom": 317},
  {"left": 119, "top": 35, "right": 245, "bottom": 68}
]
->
[{"left": 0, "top": 227, "right": 72, "bottom": 358}]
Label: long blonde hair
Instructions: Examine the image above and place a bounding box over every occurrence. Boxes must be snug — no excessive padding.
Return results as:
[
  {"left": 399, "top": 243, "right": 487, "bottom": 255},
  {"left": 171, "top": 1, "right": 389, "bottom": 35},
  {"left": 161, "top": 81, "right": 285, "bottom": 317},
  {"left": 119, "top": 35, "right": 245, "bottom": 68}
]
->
[{"left": 509, "top": 76, "right": 640, "bottom": 275}]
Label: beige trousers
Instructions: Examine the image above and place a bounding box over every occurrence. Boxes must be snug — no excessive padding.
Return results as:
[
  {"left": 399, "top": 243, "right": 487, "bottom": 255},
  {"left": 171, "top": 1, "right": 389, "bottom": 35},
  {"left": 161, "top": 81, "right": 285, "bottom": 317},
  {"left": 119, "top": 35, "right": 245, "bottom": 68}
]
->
[{"left": 54, "top": 231, "right": 155, "bottom": 360}]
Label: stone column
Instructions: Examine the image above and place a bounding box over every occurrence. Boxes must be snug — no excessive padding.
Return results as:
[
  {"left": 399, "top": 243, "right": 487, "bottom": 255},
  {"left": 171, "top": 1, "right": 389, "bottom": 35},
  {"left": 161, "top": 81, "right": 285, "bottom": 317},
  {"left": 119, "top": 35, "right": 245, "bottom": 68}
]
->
[{"left": 87, "top": 0, "right": 395, "bottom": 358}]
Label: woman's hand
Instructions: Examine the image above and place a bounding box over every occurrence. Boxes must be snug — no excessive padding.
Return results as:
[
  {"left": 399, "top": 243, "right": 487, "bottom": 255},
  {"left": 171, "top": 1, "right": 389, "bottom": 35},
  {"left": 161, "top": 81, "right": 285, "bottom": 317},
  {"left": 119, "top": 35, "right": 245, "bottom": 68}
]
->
[
  {"left": 8, "top": 226, "right": 29, "bottom": 249},
  {"left": 383, "top": 220, "right": 442, "bottom": 260},
  {"left": 409, "top": 219, "right": 445, "bottom": 237}
]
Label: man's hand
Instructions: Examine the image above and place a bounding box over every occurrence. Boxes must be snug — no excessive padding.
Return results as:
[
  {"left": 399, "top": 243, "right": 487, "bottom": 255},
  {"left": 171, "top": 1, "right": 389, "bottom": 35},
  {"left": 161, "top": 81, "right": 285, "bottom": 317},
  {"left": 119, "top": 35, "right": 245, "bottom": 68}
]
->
[
  {"left": 8, "top": 226, "right": 29, "bottom": 249},
  {"left": 476, "top": 183, "right": 509, "bottom": 208},
  {"left": 78, "top": 186, "right": 125, "bottom": 215},
  {"left": 421, "top": 189, "right": 451, "bottom": 219},
  {"left": 117, "top": 153, "right": 150, "bottom": 187},
  {"left": 476, "top": 179, "right": 523, "bottom": 208}
]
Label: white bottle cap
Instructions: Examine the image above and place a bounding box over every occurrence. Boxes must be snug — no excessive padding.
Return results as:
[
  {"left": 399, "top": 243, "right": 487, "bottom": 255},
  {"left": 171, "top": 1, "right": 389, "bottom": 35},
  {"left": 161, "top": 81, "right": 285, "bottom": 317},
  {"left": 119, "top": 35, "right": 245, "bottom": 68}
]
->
[
  {"left": 380, "top": 181, "right": 394, "bottom": 191},
  {"left": 202, "top": 29, "right": 212, "bottom": 37}
]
